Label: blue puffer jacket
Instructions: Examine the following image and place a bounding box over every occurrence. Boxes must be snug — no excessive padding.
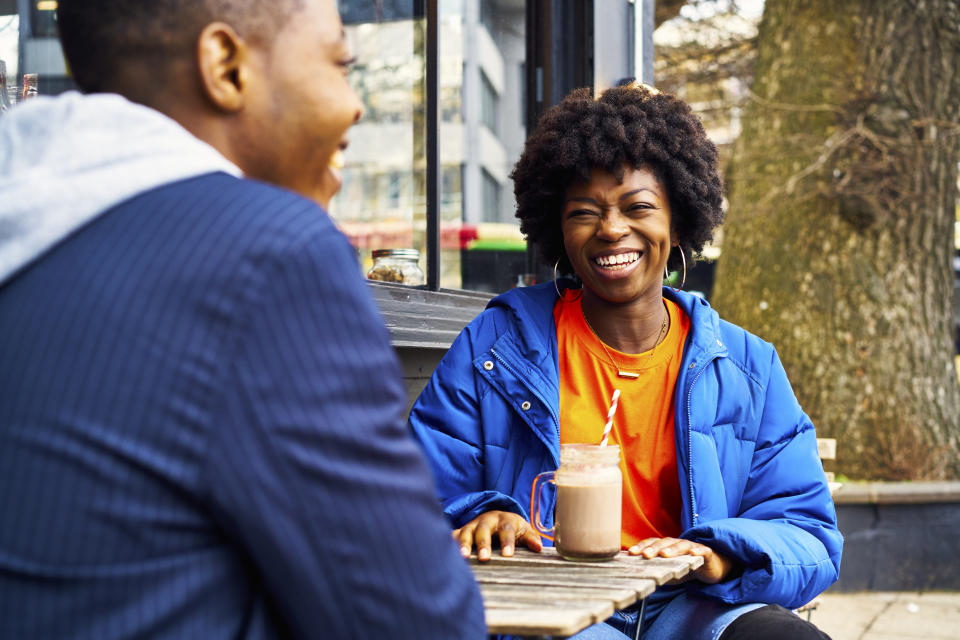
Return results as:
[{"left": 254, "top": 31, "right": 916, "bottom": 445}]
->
[{"left": 409, "top": 282, "right": 842, "bottom": 619}]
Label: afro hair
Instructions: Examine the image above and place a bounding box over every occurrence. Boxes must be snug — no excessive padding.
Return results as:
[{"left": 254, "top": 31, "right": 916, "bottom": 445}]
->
[{"left": 510, "top": 83, "right": 724, "bottom": 274}]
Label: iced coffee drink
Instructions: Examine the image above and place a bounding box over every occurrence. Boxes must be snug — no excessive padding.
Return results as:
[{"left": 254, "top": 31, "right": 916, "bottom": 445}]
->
[
  {"left": 555, "top": 481, "right": 622, "bottom": 559},
  {"left": 532, "top": 443, "right": 622, "bottom": 561}
]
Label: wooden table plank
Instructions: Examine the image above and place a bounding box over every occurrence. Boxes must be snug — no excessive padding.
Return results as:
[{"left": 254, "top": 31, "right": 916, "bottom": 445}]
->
[
  {"left": 472, "top": 566, "right": 657, "bottom": 598},
  {"left": 484, "top": 595, "right": 615, "bottom": 625},
  {"left": 482, "top": 593, "right": 615, "bottom": 611},
  {"left": 479, "top": 583, "right": 641, "bottom": 610},
  {"left": 471, "top": 547, "right": 703, "bottom": 584},
  {"left": 485, "top": 607, "right": 597, "bottom": 637}
]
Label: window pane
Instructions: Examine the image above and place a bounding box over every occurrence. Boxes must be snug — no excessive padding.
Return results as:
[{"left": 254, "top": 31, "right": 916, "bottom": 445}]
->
[
  {"left": 0, "top": 14, "right": 18, "bottom": 95},
  {"left": 481, "top": 169, "right": 500, "bottom": 222},
  {"left": 332, "top": 2, "right": 426, "bottom": 280},
  {"left": 30, "top": 3, "right": 57, "bottom": 39},
  {"left": 440, "top": 0, "right": 527, "bottom": 293},
  {"left": 480, "top": 71, "right": 499, "bottom": 135}
]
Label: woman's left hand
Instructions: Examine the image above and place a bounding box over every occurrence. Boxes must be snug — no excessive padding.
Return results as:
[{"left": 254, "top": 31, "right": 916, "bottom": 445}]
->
[{"left": 628, "top": 537, "right": 737, "bottom": 584}]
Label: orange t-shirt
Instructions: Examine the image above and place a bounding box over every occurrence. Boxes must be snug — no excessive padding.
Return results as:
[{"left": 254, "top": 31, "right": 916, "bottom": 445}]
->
[{"left": 554, "top": 292, "right": 689, "bottom": 548}]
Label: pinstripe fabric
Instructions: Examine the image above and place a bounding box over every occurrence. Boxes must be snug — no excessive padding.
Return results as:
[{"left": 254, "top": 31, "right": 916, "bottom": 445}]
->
[{"left": 0, "top": 173, "right": 485, "bottom": 639}]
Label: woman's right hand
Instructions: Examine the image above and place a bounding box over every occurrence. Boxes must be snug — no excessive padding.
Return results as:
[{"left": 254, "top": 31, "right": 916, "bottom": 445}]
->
[{"left": 453, "top": 510, "right": 543, "bottom": 562}]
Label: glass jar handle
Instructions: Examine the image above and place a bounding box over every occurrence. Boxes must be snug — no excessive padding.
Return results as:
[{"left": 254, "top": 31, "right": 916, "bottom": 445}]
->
[{"left": 530, "top": 470, "right": 556, "bottom": 541}]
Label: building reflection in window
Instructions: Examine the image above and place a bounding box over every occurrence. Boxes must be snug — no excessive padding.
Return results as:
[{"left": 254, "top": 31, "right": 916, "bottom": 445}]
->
[{"left": 332, "top": 0, "right": 527, "bottom": 293}]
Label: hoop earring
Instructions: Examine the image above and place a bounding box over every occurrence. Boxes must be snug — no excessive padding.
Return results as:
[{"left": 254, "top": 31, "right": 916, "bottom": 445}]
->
[
  {"left": 677, "top": 248, "right": 687, "bottom": 290},
  {"left": 554, "top": 259, "right": 563, "bottom": 298},
  {"left": 665, "top": 247, "right": 687, "bottom": 290},
  {"left": 553, "top": 259, "right": 583, "bottom": 300}
]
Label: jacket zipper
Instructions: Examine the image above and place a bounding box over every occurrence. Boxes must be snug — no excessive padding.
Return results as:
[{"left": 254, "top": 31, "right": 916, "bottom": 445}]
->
[{"left": 683, "top": 354, "right": 718, "bottom": 529}]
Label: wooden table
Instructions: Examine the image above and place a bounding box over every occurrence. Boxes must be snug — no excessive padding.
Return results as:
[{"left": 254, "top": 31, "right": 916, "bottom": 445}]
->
[{"left": 471, "top": 547, "right": 703, "bottom": 638}]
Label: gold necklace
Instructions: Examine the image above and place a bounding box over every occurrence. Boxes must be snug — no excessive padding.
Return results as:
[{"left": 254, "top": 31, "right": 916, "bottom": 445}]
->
[{"left": 582, "top": 302, "right": 669, "bottom": 379}]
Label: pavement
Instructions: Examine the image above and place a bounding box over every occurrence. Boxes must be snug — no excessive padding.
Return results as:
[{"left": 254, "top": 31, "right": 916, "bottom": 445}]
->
[{"left": 808, "top": 591, "right": 960, "bottom": 640}]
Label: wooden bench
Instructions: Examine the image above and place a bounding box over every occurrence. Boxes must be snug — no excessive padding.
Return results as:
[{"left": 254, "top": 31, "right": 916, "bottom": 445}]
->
[{"left": 796, "top": 437, "right": 841, "bottom": 621}]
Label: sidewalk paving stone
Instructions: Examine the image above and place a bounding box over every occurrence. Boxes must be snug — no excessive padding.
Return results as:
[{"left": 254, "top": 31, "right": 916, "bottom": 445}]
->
[{"left": 813, "top": 592, "right": 960, "bottom": 640}]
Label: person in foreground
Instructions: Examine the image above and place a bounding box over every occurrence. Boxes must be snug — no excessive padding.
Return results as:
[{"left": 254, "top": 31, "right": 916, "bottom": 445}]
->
[
  {"left": 409, "top": 83, "right": 841, "bottom": 640},
  {"left": 0, "top": 1, "right": 484, "bottom": 638}
]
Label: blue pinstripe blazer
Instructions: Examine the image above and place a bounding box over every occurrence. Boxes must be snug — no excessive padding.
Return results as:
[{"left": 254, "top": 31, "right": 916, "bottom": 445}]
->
[{"left": 0, "top": 173, "right": 485, "bottom": 639}]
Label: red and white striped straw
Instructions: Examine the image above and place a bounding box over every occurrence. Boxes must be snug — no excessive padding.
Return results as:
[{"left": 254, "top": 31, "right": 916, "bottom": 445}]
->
[{"left": 600, "top": 389, "right": 621, "bottom": 447}]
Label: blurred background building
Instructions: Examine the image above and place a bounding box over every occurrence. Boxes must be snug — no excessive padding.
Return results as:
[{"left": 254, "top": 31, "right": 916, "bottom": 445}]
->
[{"left": 334, "top": 0, "right": 529, "bottom": 291}]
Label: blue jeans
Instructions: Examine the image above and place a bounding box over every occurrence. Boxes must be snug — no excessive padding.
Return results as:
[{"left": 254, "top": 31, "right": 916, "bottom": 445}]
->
[
  {"left": 568, "top": 593, "right": 767, "bottom": 640},
  {"left": 571, "top": 603, "right": 833, "bottom": 640},
  {"left": 569, "top": 605, "right": 640, "bottom": 640}
]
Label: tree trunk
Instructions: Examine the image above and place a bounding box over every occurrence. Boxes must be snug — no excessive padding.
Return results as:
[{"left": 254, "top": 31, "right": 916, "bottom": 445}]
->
[{"left": 711, "top": 0, "right": 960, "bottom": 480}]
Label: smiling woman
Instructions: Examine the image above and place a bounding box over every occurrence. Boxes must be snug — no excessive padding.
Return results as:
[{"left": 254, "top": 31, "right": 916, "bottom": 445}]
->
[{"left": 408, "top": 82, "right": 842, "bottom": 640}]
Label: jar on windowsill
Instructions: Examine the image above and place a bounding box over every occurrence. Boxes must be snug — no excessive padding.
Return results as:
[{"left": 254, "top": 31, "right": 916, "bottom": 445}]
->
[{"left": 366, "top": 249, "right": 424, "bottom": 286}]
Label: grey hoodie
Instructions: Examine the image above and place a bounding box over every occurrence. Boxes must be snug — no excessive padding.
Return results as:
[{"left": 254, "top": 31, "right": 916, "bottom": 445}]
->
[{"left": 0, "top": 91, "right": 241, "bottom": 286}]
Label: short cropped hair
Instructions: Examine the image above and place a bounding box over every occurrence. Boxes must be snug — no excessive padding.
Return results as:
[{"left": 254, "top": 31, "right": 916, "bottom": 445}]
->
[
  {"left": 511, "top": 84, "right": 724, "bottom": 274},
  {"left": 57, "top": 0, "right": 304, "bottom": 93}
]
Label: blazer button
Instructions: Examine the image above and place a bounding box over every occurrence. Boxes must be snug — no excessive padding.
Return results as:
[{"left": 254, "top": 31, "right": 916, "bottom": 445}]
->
[
  {"left": 521, "top": 401, "right": 531, "bottom": 411},
  {"left": 483, "top": 360, "right": 494, "bottom": 371}
]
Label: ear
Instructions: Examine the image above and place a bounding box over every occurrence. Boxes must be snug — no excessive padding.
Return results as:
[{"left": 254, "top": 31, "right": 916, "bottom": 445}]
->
[{"left": 196, "top": 22, "right": 251, "bottom": 112}]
